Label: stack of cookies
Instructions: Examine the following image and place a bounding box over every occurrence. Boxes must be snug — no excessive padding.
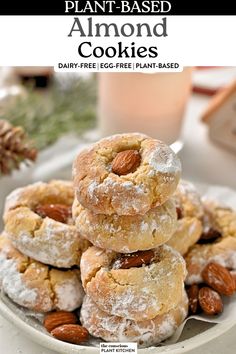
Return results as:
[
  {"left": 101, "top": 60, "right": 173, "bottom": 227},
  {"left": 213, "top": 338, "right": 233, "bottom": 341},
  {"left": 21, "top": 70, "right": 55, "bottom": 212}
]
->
[
  {"left": 0, "top": 180, "right": 89, "bottom": 313},
  {"left": 72, "top": 133, "right": 188, "bottom": 347}
]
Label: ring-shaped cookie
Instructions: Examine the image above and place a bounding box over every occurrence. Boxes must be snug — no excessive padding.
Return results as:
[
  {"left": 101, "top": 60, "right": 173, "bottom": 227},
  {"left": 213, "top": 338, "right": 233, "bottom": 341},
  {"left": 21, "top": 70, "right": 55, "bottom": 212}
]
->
[
  {"left": 174, "top": 180, "right": 204, "bottom": 219},
  {"left": 80, "top": 292, "right": 188, "bottom": 347},
  {"left": 73, "top": 133, "right": 181, "bottom": 215},
  {"left": 4, "top": 180, "right": 90, "bottom": 268},
  {"left": 80, "top": 245, "right": 186, "bottom": 321},
  {"left": 166, "top": 180, "right": 203, "bottom": 255},
  {"left": 167, "top": 217, "right": 202, "bottom": 256},
  {"left": 185, "top": 236, "right": 236, "bottom": 284},
  {"left": 72, "top": 198, "right": 177, "bottom": 253},
  {"left": 0, "top": 235, "right": 84, "bottom": 312},
  {"left": 185, "top": 200, "right": 236, "bottom": 284}
]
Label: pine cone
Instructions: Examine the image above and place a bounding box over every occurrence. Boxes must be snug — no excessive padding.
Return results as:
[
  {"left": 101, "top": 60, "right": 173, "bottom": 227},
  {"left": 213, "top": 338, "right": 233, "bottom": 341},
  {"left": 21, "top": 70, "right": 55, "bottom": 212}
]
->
[{"left": 0, "top": 119, "right": 37, "bottom": 176}]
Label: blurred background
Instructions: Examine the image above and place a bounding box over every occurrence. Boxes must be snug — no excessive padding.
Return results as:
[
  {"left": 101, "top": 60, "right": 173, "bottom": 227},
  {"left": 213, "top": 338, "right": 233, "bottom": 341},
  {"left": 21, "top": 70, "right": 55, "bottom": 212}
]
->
[{"left": 1, "top": 66, "right": 236, "bottom": 219}]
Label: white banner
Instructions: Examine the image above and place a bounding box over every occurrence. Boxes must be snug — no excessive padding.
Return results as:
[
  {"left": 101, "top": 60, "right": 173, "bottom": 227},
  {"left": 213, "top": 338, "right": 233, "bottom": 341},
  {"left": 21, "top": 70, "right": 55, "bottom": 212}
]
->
[{"left": 0, "top": 16, "right": 235, "bottom": 71}]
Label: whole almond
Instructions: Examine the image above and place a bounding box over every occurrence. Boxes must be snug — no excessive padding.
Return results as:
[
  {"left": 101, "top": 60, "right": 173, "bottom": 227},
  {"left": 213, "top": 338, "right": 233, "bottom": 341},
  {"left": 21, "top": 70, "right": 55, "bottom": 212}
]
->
[
  {"left": 111, "top": 150, "right": 141, "bottom": 175},
  {"left": 198, "top": 287, "right": 223, "bottom": 315},
  {"left": 202, "top": 262, "right": 235, "bottom": 296},
  {"left": 187, "top": 284, "right": 199, "bottom": 314},
  {"left": 43, "top": 311, "right": 77, "bottom": 332},
  {"left": 230, "top": 270, "right": 236, "bottom": 291},
  {"left": 113, "top": 250, "right": 155, "bottom": 269},
  {"left": 35, "top": 204, "right": 72, "bottom": 223},
  {"left": 51, "top": 324, "right": 89, "bottom": 344}
]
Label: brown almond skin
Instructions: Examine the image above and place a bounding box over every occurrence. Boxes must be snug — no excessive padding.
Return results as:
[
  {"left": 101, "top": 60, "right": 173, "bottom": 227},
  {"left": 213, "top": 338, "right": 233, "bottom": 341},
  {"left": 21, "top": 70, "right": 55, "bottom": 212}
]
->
[
  {"left": 51, "top": 324, "right": 89, "bottom": 344},
  {"left": 35, "top": 204, "right": 72, "bottom": 224},
  {"left": 198, "top": 287, "right": 223, "bottom": 315},
  {"left": 111, "top": 150, "right": 141, "bottom": 175},
  {"left": 113, "top": 250, "right": 155, "bottom": 269},
  {"left": 187, "top": 284, "right": 199, "bottom": 314},
  {"left": 202, "top": 262, "right": 235, "bottom": 296},
  {"left": 230, "top": 271, "right": 236, "bottom": 291},
  {"left": 43, "top": 311, "right": 77, "bottom": 332}
]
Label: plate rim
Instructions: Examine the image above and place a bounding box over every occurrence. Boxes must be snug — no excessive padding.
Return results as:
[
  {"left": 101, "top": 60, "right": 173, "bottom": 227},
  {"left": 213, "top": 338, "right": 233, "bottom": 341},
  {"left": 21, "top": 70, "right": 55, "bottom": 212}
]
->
[
  {"left": 1, "top": 183, "right": 236, "bottom": 353},
  {"left": 0, "top": 295, "right": 235, "bottom": 354}
]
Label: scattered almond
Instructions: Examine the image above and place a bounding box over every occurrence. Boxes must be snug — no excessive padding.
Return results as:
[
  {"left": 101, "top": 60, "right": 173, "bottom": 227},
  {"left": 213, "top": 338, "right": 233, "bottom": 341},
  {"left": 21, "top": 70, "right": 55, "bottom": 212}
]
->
[
  {"left": 113, "top": 250, "right": 155, "bottom": 269},
  {"left": 43, "top": 311, "right": 77, "bottom": 332},
  {"left": 35, "top": 204, "right": 72, "bottom": 223},
  {"left": 111, "top": 150, "right": 141, "bottom": 175},
  {"left": 51, "top": 324, "right": 89, "bottom": 344},
  {"left": 187, "top": 284, "right": 199, "bottom": 314},
  {"left": 202, "top": 262, "right": 235, "bottom": 296},
  {"left": 198, "top": 287, "right": 223, "bottom": 315}
]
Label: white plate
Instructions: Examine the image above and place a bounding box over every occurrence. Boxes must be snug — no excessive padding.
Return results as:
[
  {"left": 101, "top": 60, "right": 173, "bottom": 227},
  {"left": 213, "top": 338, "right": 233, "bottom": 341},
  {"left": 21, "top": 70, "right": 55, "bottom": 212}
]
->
[
  {"left": 1, "top": 151, "right": 236, "bottom": 354},
  {"left": 0, "top": 292, "right": 235, "bottom": 354}
]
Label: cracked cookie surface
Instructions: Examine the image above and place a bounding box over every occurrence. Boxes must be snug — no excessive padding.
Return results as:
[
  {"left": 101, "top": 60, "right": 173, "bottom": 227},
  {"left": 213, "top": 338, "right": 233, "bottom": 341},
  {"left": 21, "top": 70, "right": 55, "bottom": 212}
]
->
[
  {"left": 73, "top": 133, "right": 181, "bottom": 215},
  {"left": 4, "top": 180, "right": 90, "bottom": 268},
  {"left": 80, "top": 292, "right": 188, "bottom": 347},
  {"left": 0, "top": 234, "right": 84, "bottom": 312},
  {"left": 166, "top": 180, "right": 203, "bottom": 255},
  {"left": 185, "top": 200, "right": 236, "bottom": 284},
  {"left": 80, "top": 245, "right": 186, "bottom": 321},
  {"left": 72, "top": 198, "right": 177, "bottom": 253}
]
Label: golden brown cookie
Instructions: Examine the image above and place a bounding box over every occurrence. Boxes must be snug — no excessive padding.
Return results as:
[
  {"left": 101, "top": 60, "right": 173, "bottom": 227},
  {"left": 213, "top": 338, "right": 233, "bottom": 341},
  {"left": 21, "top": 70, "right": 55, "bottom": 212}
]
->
[
  {"left": 166, "top": 180, "right": 203, "bottom": 255},
  {"left": 0, "top": 234, "right": 84, "bottom": 312},
  {"left": 174, "top": 180, "right": 204, "bottom": 219},
  {"left": 4, "top": 180, "right": 90, "bottom": 268},
  {"left": 167, "top": 217, "right": 202, "bottom": 255},
  {"left": 185, "top": 236, "right": 236, "bottom": 285},
  {"left": 72, "top": 198, "right": 177, "bottom": 253},
  {"left": 80, "top": 292, "right": 188, "bottom": 347},
  {"left": 73, "top": 133, "right": 181, "bottom": 215},
  {"left": 80, "top": 245, "right": 186, "bottom": 321},
  {"left": 202, "top": 200, "right": 236, "bottom": 238},
  {"left": 185, "top": 200, "right": 236, "bottom": 284}
]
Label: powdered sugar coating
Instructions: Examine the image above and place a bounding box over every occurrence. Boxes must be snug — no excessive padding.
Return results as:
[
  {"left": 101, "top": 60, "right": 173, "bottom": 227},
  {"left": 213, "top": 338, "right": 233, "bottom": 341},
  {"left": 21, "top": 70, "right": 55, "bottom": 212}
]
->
[
  {"left": 0, "top": 235, "right": 84, "bottom": 312},
  {"left": 54, "top": 277, "right": 84, "bottom": 311},
  {"left": 4, "top": 180, "right": 90, "bottom": 268},
  {"left": 7, "top": 218, "right": 89, "bottom": 268},
  {"left": 73, "top": 133, "right": 181, "bottom": 215},
  {"left": 0, "top": 253, "right": 38, "bottom": 308},
  {"left": 147, "top": 146, "right": 181, "bottom": 174},
  {"left": 185, "top": 236, "right": 236, "bottom": 285},
  {"left": 174, "top": 180, "right": 204, "bottom": 219},
  {"left": 167, "top": 217, "right": 202, "bottom": 256},
  {"left": 80, "top": 245, "right": 186, "bottom": 321},
  {"left": 73, "top": 198, "right": 177, "bottom": 253},
  {"left": 4, "top": 182, "right": 45, "bottom": 215},
  {"left": 80, "top": 292, "right": 188, "bottom": 347}
]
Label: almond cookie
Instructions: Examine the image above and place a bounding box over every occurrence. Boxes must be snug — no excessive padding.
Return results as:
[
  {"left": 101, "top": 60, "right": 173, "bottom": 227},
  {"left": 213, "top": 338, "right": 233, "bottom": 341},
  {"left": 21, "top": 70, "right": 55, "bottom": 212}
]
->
[
  {"left": 80, "top": 292, "right": 188, "bottom": 347},
  {"left": 185, "top": 236, "right": 236, "bottom": 285},
  {"left": 185, "top": 200, "right": 236, "bottom": 284},
  {"left": 0, "top": 234, "right": 84, "bottom": 312},
  {"left": 72, "top": 198, "right": 177, "bottom": 253},
  {"left": 80, "top": 245, "right": 186, "bottom": 321},
  {"left": 202, "top": 200, "right": 236, "bottom": 238},
  {"left": 73, "top": 133, "right": 181, "bottom": 215},
  {"left": 166, "top": 180, "right": 203, "bottom": 255},
  {"left": 174, "top": 180, "right": 204, "bottom": 219},
  {"left": 3, "top": 180, "right": 90, "bottom": 268}
]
